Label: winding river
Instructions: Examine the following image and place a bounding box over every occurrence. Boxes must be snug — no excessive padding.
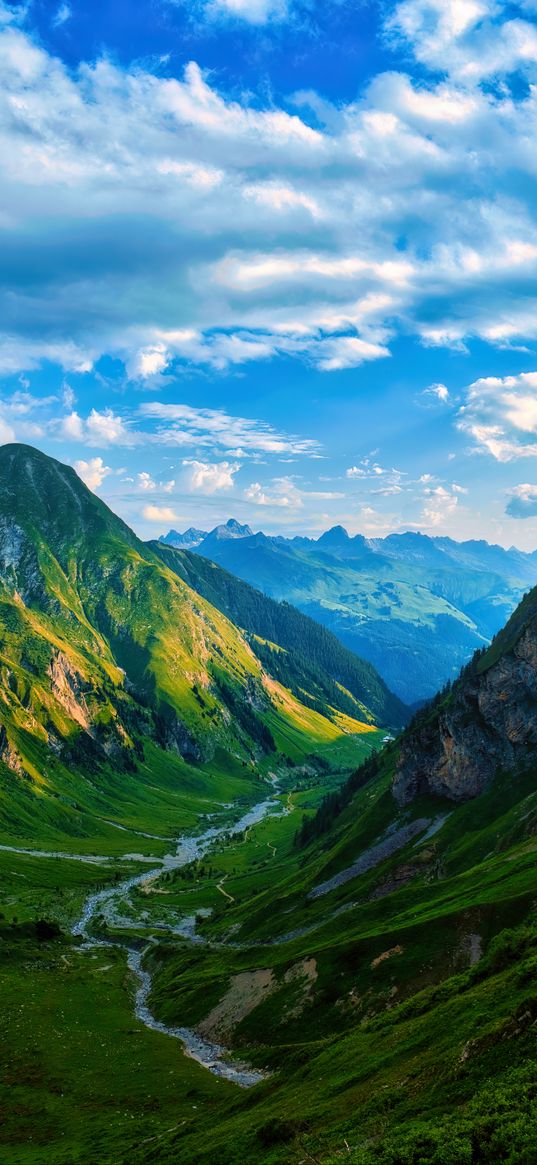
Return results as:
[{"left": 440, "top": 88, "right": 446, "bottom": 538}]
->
[{"left": 71, "top": 796, "right": 284, "bottom": 1087}]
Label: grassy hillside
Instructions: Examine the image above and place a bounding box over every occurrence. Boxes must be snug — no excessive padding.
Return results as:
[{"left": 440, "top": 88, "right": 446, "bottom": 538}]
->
[
  {"left": 0, "top": 444, "right": 383, "bottom": 845},
  {"left": 151, "top": 543, "right": 407, "bottom": 730},
  {"left": 1, "top": 447, "right": 535, "bottom": 1165},
  {"left": 4, "top": 725, "right": 534, "bottom": 1164}
]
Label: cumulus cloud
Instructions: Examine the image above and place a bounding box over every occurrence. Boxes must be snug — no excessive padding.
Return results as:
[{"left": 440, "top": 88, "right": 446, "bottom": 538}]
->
[
  {"left": 421, "top": 483, "right": 461, "bottom": 526},
  {"left": 313, "top": 336, "right": 390, "bottom": 371},
  {"left": 137, "top": 471, "right": 156, "bottom": 491},
  {"left": 506, "top": 483, "right": 537, "bottom": 517},
  {"left": 1, "top": 4, "right": 537, "bottom": 379},
  {"left": 346, "top": 460, "right": 406, "bottom": 494},
  {"left": 183, "top": 459, "right": 241, "bottom": 493},
  {"left": 386, "top": 0, "right": 537, "bottom": 82},
  {"left": 458, "top": 370, "right": 537, "bottom": 460},
  {"left": 73, "top": 456, "right": 112, "bottom": 490},
  {"left": 59, "top": 408, "right": 138, "bottom": 447}
]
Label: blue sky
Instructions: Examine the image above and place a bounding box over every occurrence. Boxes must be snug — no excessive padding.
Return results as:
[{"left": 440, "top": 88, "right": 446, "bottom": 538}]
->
[{"left": 2, "top": 0, "right": 537, "bottom": 546}]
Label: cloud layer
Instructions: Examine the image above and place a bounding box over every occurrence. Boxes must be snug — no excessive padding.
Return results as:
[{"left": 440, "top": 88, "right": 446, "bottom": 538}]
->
[{"left": 1, "top": 1, "right": 537, "bottom": 381}]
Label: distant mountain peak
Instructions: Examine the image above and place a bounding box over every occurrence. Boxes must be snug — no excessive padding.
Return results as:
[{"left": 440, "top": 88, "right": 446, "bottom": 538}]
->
[
  {"left": 203, "top": 519, "right": 254, "bottom": 543},
  {"left": 160, "top": 527, "right": 207, "bottom": 550},
  {"left": 225, "top": 518, "right": 254, "bottom": 535},
  {"left": 318, "top": 525, "right": 350, "bottom": 545}
]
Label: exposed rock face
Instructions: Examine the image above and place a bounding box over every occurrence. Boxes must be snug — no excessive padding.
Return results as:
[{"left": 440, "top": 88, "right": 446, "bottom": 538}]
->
[
  {"left": 159, "top": 714, "right": 206, "bottom": 763},
  {"left": 0, "top": 725, "right": 25, "bottom": 775},
  {"left": 48, "top": 652, "right": 92, "bottom": 731},
  {"left": 393, "top": 624, "right": 537, "bottom": 804}
]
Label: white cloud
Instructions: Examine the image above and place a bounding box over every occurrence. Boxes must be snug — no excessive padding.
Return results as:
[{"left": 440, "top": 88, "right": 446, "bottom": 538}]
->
[
  {"left": 85, "top": 408, "right": 136, "bottom": 446},
  {"left": 346, "top": 459, "right": 406, "bottom": 490},
  {"left": 137, "top": 471, "right": 156, "bottom": 491},
  {"left": 142, "top": 504, "right": 179, "bottom": 522},
  {"left": 506, "top": 482, "right": 537, "bottom": 517},
  {"left": 244, "top": 481, "right": 293, "bottom": 507},
  {"left": 425, "top": 382, "right": 450, "bottom": 402},
  {"left": 140, "top": 402, "right": 320, "bottom": 456},
  {"left": 0, "top": 417, "right": 15, "bottom": 444},
  {"left": 422, "top": 483, "right": 460, "bottom": 525},
  {"left": 314, "top": 336, "right": 391, "bottom": 371},
  {"left": 243, "top": 182, "right": 321, "bottom": 218},
  {"left": 58, "top": 408, "right": 138, "bottom": 447},
  {"left": 183, "top": 459, "right": 241, "bottom": 493},
  {"left": 74, "top": 456, "right": 112, "bottom": 491},
  {"left": 244, "top": 475, "right": 344, "bottom": 509},
  {"left": 458, "top": 370, "right": 537, "bottom": 460},
  {"left": 0, "top": 2, "right": 537, "bottom": 381},
  {"left": 208, "top": 0, "right": 288, "bottom": 24},
  {"left": 386, "top": 0, "right": 537, "bottom": 83},
  {"left": 60, "top": 411, "right": 84, "bottom": 440},
  {"left": 53, "top": 4, "right": 72, "bottom": 28}
]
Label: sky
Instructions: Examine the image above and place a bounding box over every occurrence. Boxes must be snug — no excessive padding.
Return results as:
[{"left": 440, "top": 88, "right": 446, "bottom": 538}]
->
[{"left": 2, "top": 1, "right": 537, "bottom": 547}]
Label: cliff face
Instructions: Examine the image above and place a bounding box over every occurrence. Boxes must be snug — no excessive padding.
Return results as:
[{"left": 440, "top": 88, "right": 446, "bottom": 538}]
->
[{"left": 393, "top": 621, "right": 537, "bottom": 804}]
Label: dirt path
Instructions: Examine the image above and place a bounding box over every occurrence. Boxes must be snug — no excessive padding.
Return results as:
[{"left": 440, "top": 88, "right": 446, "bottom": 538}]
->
[{"left": 217, "top": 875, "right": 235, "bottom": 903}]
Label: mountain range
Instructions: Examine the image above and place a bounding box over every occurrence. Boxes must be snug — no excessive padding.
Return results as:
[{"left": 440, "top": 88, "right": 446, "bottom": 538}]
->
[
  {"left": 161, "top": 520, "right": 537, "bottom": 703},
  {"left": 0, "top": 445, "right": 402, "bottom": 844},
  {"left": 1, "top": 445, "right": 536, "bottom": 1165}
]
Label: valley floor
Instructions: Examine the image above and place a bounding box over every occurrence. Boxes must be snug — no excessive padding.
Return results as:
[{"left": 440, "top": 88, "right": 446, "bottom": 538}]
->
[{"left": 1, "top": 741, "right": 536, "bottom": 1165}]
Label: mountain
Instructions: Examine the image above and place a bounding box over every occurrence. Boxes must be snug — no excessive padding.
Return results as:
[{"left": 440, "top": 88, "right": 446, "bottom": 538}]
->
[
  {"left": 393, "top": 585, "right": 537, "bottom": 803},
  {"left": 160, "top": 527, "right": 208, "bottom": 549},
  {"left": 141, "top": 582, "right": 537, "bottom": 1165},
  {"left": 199, "top": 518, "right": 255, "bottom": 551},
  {"left": 151, "top": 543, "right": 407, "bottom": 730},
  {"left": 0, "top": 444, "right": 391, "bottom": 843},
  {"left": 163, "top": 521, "right": 537, "bottom": 702},
  {"left": 2, "top": 449, "right": 536, "bottom": 1165}
]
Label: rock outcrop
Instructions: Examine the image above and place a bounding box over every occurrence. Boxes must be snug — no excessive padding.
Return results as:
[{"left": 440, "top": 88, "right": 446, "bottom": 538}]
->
[{"left": 393, "top": 622, "right": 537, "bottom": 803}]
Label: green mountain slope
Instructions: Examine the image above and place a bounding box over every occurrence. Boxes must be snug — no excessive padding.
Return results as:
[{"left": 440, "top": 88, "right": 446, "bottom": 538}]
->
[
  {"left": 0, "top": 444, "right": 383, "bottom": 844},
  {"left": 151, "top": 543, "right": 407, "bottom": 730},
  {"left": 168, "top": 523, "right": 537, "bottom": 703},
  {"left": 129, "top": 583, "right": 537, "bottom": 1165},
  {"left": 2, "top": 449, "right": 536, "bottom": 1165}
]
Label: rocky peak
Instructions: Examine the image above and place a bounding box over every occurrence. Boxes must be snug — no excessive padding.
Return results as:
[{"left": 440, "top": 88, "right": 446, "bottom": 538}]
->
[
  {"left": 317, "top": 525, "right": 350, "bottom": 546},
  {"left": 203, "top": 519, "right": 254, "bottom": 543},
  {"left": 161, "top": 527, "right": 208, "bottom": 549}
]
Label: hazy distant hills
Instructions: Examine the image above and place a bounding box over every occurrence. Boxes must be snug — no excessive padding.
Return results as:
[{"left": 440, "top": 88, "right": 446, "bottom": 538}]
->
[{"left": 161, "top": 521, "right": 537, "bottom": 702}]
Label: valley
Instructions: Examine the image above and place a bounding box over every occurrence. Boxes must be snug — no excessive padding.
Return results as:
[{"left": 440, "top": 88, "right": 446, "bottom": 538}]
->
[
  {"left": 0, "top": 445, "right": 536, "bottom": 1165},
  {"left": 162, "top": 521, "right": 537, "bottom": 703}
]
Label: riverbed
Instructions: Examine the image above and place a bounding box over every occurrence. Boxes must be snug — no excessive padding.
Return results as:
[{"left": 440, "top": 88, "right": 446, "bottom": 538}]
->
[{"left": 71, "top": 795, "right": 285, "bottom": 1086}]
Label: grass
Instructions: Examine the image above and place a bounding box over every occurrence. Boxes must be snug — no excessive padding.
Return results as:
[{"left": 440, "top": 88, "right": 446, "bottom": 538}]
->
[
  {"left": 1, "top": 753, "right": 536, "bottom": 1164},
  {"left": 0, "top": 928, "right": 235, "bottom": 1165}
]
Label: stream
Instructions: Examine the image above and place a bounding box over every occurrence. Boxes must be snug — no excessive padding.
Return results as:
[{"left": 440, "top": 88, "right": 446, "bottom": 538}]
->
[{"left": 71, "top": 796, "right": 285, "bottom": 1087}]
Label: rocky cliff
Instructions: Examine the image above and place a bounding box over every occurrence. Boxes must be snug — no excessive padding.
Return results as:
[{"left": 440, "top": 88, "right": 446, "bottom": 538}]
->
[{"left": 393, "top": 596, "right": 537, "bottom": 803}]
